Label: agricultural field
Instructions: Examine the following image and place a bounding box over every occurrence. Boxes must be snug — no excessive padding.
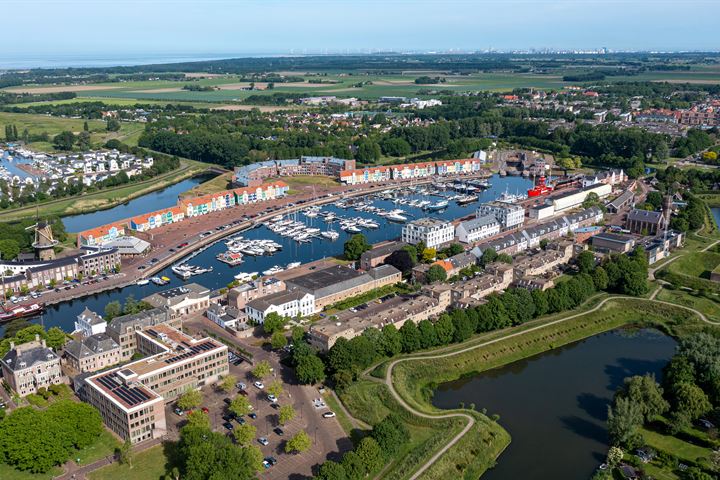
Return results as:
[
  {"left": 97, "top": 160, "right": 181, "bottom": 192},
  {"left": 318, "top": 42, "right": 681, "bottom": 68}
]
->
[{"left": 8, "top": 66, "right": 720, "bottom": 108}]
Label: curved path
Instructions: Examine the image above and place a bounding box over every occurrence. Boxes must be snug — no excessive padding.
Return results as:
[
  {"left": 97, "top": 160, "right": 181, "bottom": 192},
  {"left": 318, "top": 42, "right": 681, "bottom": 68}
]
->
[{"left": 376, "top": 294, "right": 719, "bottom": 480}]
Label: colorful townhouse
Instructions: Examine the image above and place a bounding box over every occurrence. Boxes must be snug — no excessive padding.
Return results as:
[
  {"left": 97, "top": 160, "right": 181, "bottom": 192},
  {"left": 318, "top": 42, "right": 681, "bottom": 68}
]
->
[
  {"left": 435, "top": 158, "right": 481, "bottom": 176},
  {"left": 130, "top": 207, "right": 185, "bottom": 232},
  {"left": 339, "top": 166, "right": 392, "bottom": 185},
  {"left": 391, "top": 162, "right": 435, "bottom": 180},
  {"left": 77, "top": 223, "right": 126, "bottom": 247}
]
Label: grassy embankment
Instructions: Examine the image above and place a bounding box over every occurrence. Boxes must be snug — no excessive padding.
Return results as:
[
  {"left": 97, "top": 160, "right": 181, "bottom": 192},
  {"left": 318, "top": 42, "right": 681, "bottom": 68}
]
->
[
  {"left": 178, "top": 171, "right": 233, "bottom": 199},
  {"left": 336, "top": 291, "right": 710, "bottom": 480},
  {"left": 0, "top": 157, "right": 216, "bottom": 225}
]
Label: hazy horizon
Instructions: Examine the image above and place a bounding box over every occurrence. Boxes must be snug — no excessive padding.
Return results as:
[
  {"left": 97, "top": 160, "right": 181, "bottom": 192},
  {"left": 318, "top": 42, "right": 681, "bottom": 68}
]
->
[{"left": 4, "top": 0, "right": 718, "bottom": 69}]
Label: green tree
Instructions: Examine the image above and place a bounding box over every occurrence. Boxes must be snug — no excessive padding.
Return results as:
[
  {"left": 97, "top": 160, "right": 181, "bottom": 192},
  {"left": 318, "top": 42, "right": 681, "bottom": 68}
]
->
[
  {"left": 270, "top": 331, "right": 288, "bottom": 349},
  {"left": 370, "top": 413, "right": 409, "bottom": 458},
  {"left": 233, "top": 423, "right": 256, "bottom": 446},
  {"left": 607, "top": 397, "right": 643, "bottom": 448},
  {"left": 179, "top": 424, "right": 256, "bottom": 480},
  {"left": 267, "top": 379, "right": 284, "bottom": 398},
  {"left": 295, "top": 352, "right": 325, "bottom": 384},
  {"left": 279, "top": 404, "right": 296, "bottom": 425},
  {"left": 118, "top": 439, "right": 133, "bottom": 467},
  {"left": 0, "top": 239, "right": 20, "bottom": 260},
  {"left": 417, "top": 320, "right": 437, "bottom": 349},
  {"left": 104, "top": 300, "right": 122, "bottom": 321},
  {"left": 263, "top": 312, "right": 286, "bottom": 334},
  {"left": 425, "top": 264, "right": 447, "bottom": 283},
  {"left": 177, "top": 390, "right": 203, "bottom": 411},
  {"left": 591, "top": 266, "right": 609, "bottom": 291},
  {"left": 421, "top": 248, "right": 436, "bottom": 263},
  {"left": 77, "top": 131, "right": 91, "bottom": 149},
  {"left": 380, "top": 324, "right": 402, "bottom": 356},
  {"left": 673, "top": 382, "right": 712, "bottom": 421},
  {"left": 229, "top": 395, "right": 252, "bottom": 417},
  {"left": 106, "top": 118, "right": 121, "bottom": 132},
  {"left": 53, "top": 131, "right": 76, "bottom": 150},
  {"left": 285, "top": 430, "right": 312, "bottom": 453},
  {"left": 434, "top": 314, "right": 455, "bottom": 345},
  {"left": 399, "top": 321, "right": 421, "bottom": 353},
  {"left": 617, "top": 374, "right": 669, "bottom": 422},
  {"left": 356, "top": 141, "right": 381, "bottom": 163},
  {"left": 219, "top": 374, "right": 237, "bottom": 393},
  {"left": 355, "top": 437, "right": 384, "bottom": 473},
  {"left": 83, "top": 121, "right": 89, "bottom": 132},
  {"left": 576, "top": 250, "right": 596, "bottom": 274},
  {"left": 606, "top": 446, "right": 623, "bottom": 467},
  {"left": 317, "top": 460, "right": 347, "bottom": 480},
  {"left": 45, "top": 327, "right": 67, "bottom": 349},
  {"left": 252, "top": 360, "right": 272, "bottom": 379},
  {"left": 344, "top": 234, "right": 371, "bottom": 261},
  {"left": 185, "top": 410, "right": 211, "bottom": 430}
]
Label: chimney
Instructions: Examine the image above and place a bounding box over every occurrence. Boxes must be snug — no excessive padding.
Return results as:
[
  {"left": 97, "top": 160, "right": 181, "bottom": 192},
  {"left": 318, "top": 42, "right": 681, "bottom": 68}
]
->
[
  {"left": 41, "top": 339, "right": 47, "bottom": 348},
  {"left": 34, "top": 334, "right": 40, "bottom": 342},
  {"left": 9, "top": 341, "right": 14, "bottom": 350}
]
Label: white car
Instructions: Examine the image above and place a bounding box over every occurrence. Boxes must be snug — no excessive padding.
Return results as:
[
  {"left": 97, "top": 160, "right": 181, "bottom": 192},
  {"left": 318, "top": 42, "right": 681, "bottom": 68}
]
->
[
  {"left": 267, "top": 394, "right": 277, "bottom": 402},
  {"left": 258, "top": 437, "right": 269, "bottom": 446},
  {"left": 236, "top": 382, "right": 247, "bottom": 390},
  {"left": 322, "top": 411, "right": 336, "bottom": 418},
  {"left": 254, "top": 381, "right": 265, "bottom": 389}
]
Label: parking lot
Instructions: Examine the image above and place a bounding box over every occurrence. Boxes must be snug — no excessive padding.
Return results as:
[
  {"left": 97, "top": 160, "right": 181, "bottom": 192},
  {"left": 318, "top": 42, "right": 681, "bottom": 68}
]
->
[{"left": 164, "top": 340, "right": 351, "bottom": 478}]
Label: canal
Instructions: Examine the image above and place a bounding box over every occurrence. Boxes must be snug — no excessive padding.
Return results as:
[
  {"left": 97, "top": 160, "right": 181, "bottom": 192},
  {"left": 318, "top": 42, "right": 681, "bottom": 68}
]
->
[
  {"left": 432, "top": 328, "right": 677, "bottom": 480},
  {"left": 61, "top": 173, "right": 216, "bottom": 232},
  {"left": 8, "top": 174, "right": 532, "bottom": 335}
]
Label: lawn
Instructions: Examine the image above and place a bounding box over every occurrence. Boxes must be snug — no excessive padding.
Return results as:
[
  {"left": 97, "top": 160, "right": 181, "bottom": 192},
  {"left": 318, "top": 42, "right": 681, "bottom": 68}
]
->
[
  {"left": 179, "top": 171, "right": 233, "bottom": 199},
  {"left": 666, "top": 251, "right": 720, "bottom": 279},
  {"left": 75, "top": 430, "right": 121, "bottom": 466},
  {"left": 269, "top": 175, "right": 340, "bottom": 189},
  {"left": 0, "top": 464, "right": 61, "bottom": 480},
  {"left": 88, "top": 442, "right": 180, "bottom": 480},
  {"left": 640, "top": 426, "right": 711, "bottom": 467}
]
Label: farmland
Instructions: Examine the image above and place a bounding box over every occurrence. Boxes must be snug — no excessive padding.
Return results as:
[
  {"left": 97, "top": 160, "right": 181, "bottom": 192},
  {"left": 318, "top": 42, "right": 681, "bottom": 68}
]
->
[{"left": 8, "top": 65, "right": 720, "bottom": 109}]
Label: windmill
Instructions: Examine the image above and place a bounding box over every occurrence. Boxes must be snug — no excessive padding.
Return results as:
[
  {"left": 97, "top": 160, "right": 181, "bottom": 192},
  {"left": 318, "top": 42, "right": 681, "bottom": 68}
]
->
[{"left": 27, "top": 220, "right": 58, "bottom": 261}]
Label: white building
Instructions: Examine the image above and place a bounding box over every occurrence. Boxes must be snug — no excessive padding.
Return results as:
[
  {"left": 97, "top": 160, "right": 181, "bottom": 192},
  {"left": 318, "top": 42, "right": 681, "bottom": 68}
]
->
[
  {"left": 476, "top": 202, "right": 525, "bottom": 230},
  {"left": 552, "top": 183, "right": 612, "bottom": 212},
  {"left": 528, "top": 203, "right": 556, "bottom": 221},
  {"left": 401, "top": 218, "right": 455, "bottom": 249},
  {"left": 456, "top": 215, "right": 501, "bottom": 244},
  {"left": 75, "top": 307, "right": 107, "bottom": 337},
  {"left": 245, "top": 290, "right": 315, "bottom": 324}
]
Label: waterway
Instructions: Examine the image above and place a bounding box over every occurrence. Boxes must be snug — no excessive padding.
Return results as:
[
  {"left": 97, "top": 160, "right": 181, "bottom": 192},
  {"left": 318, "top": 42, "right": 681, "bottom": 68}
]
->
[
  {"left": 432, "top": 328, "right": 677, "bottom": 480},
  {"left": 3, "top": 174, "right": 531, "bottom": 336},
  {"left": 711, "top": 208, "right": 720, "bottom": 229},
  {"left": 61, "top": 173, "right": 215, "bottom": 232}
]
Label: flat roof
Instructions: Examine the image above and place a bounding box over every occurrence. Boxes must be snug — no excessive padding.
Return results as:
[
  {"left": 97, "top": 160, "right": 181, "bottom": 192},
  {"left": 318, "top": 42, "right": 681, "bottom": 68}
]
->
[{"left": 88, "top": 371, "right": 160, "bottom": 410}]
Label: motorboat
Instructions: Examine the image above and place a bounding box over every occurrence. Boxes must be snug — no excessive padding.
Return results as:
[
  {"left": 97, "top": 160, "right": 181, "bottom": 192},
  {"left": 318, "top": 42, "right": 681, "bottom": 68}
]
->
[
  {"left": 136, "top": 279, "right": 150, "bottom": 286},
  {"left": 262, "top": 265, "right": 285, "bottom": 276},
  {"left": 287, "top": 262, "right": 301, "bottom": 269}
]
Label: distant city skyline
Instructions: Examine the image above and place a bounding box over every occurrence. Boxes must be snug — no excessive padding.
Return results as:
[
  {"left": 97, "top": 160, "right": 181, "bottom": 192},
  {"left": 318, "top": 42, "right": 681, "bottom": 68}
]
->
[{"left": 5, "top": 0, "right": 719, "bottom": 68}]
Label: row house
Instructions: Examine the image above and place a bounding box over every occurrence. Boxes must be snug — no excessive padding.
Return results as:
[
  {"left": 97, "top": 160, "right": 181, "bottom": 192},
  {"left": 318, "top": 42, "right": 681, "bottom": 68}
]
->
[{"left": 340, "top": 166, "right": 392, "bottom": 185}]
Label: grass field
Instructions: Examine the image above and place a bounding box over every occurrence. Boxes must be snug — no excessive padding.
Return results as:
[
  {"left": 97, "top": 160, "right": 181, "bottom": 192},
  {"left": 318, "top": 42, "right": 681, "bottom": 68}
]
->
[
  {"left": 0, "top": 111, "right": 146, "bottom": 151},
  {"left": 0, "top": 464, "right": 61, "bottom": 480},
  {"left": 640, "top": 426, "right": 711, "bottom": 468},
  {"left": 665, "top": 251, "right": 720, "bottom": 279},
  {"left": 88, "top": 442, "right": 180, "bottom": 480}
]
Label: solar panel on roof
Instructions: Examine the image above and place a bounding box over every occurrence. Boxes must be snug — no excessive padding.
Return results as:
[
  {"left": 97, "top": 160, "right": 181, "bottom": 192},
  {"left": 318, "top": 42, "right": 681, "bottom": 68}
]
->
[{"left": 94, "top": 372, "right": 152, "bottom": 407}]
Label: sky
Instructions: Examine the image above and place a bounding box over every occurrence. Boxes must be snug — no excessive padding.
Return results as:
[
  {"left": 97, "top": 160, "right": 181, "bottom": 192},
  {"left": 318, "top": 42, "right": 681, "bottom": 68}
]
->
[{"left": 5, "top": 0, "right": 720, "bottom": 65}]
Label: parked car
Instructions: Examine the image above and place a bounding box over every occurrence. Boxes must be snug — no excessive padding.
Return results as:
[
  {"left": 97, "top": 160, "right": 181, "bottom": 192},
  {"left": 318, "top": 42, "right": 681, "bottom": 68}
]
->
[
  {"left": 267, "top": 394, "right": 277, "bottom": 403},
  {"left": 236, "top": 382, "right": 246, "bottom": 390},
  {"left": 173, "top": 407, "right": 184, "bottom": 416},
  {"left": 254, "top": 381, "right": 264, "bottom": 389},
  {"left": 273, "top": 427, "right": 284, "bottom": 436},
  {"left": 236, "top": 416, "right": 246, "bottom": 425},
  {"left": 258, "top": 437, "right": 269, "bottom": 446},
  {"left": 201, "top": 407, "right": 209, "bottom": 414},
  {"left": 223, "top": 422, "right": 234, "bottom": 431},
  {"left": 322, "top": 411, "right": 336, "bottom": 418},
  {"left": 270, "top": 403, "right": 280, "bottom": 410},
  {"left": 262, "top": 456, "right": 277, "bottom": 469},
  {"left": 248, "top": 412, "right": 257, "bottom": 420}
]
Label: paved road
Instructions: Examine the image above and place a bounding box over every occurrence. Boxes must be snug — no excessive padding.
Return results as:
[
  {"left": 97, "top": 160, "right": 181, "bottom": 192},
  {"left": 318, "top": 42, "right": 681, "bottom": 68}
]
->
[{"left": 373, "top": 294, "right": 717, "bottom": 480}]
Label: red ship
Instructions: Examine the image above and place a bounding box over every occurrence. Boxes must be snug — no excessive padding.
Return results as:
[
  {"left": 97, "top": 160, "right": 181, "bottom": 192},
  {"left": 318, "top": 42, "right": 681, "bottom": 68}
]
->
[
  {"left": 0, "top": 303, "right": 45, "bottom": 322},
  {"left": 527, "top": 176, "right": 553, "bottom": 197}
]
